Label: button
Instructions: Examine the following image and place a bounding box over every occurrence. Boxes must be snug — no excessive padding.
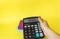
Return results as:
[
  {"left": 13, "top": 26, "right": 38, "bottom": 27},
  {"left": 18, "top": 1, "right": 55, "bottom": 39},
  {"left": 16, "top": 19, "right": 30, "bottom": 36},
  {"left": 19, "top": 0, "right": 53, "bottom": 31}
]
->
[
  {"left": 39, "top": 30, "right": 42, "bottom": 32},
  {"left": 31, "top": 25, "right": 33, "bottom": 27},
  {"left": 40, "top": 33, "right": 43, "bottom": 37},
  {"left": 35, "top": 31, "right": 38, "bottom": 32},
  {"left": 31, "top": 27, "right": 34, "bottom": 29},
  {"left": 25, "top": 33, "right": 27, "bottom": 35},
  {"left": 37, "top": 23, "right": 40, "bottom": 24},
  {"left": 25, "top": 31, "right": 27, "bottom": 32},
  {"left": 32, "top": 32, "right": 35, "bottom": 34},
  {"left": 35, "top": 32, "right": 40, "bottom": 38},
  {"left": 33, "top": 35, "right": 35, "bottom": 37},
  {"left": 25, "top": 36, "right": 28, "bottom": 38},
  {"left": 29, "top": 33, "right": 31, "bottom": 35},
  {"left": 28, "top": 30, "right": 31, "bottom": 32},
  {"left": 35, "top": 27, "right": 37, "bottom": 28},
  {"left": 35, "top": 25, "right": 37, "bottom": 26},
  {"left": 35, "top": 29, "right": 38, "bottom": 30},
  {"left": 32, "top": 30, "right": 34, "bottom": 31},
  {"left": 28, "top": 28, "right": 30, "bottom": 29},
  {"left": 28, "top": 25, "right": 30, "bottom": 27},
  {"left": 39, "top": 29, "right": 41, "bottom": 30},
  {"left": 24, "top": 26, "right": 27, "bottom": 28},
  {"left": 24, "top": 27, "right": 27, "bottom": 29},
  {"left": 38, "top": 27, "right": 41, "bottom": 29},
  {"left": 39, "top": 31, "right": 42, "bottom": 32},
  {"left": 29, "top": 36, "right": 31, "bottom": 38}
]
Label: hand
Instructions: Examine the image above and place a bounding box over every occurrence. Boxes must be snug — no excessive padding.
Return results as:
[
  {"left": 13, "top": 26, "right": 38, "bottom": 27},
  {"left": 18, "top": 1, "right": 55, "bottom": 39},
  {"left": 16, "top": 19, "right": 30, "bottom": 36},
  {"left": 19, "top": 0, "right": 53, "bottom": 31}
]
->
[{"left": 38, "top": 17, "right": 60, "bottom": 39}]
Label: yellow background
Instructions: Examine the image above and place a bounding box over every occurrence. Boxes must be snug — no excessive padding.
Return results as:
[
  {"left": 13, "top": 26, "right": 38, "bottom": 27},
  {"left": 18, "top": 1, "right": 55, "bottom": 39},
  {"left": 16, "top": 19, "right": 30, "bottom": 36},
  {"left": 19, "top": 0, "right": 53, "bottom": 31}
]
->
[{"left": 0, "top": 0, "right": 60, "bottom": 39}]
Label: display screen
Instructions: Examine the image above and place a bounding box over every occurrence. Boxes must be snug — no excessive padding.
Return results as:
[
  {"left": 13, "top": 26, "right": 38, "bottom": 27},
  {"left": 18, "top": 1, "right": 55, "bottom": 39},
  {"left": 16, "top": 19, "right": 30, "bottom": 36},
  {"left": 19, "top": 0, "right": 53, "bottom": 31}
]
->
[{"left": 24, "top": 18, "right": 38, "bottom": 23}]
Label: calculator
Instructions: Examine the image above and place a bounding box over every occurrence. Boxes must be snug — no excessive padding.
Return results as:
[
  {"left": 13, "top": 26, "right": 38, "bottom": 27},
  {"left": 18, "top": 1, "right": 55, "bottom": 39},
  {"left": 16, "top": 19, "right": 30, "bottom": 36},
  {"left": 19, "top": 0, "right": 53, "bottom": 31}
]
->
[{"left": 23, "top": 17, "right": 44, "bottom": 39}]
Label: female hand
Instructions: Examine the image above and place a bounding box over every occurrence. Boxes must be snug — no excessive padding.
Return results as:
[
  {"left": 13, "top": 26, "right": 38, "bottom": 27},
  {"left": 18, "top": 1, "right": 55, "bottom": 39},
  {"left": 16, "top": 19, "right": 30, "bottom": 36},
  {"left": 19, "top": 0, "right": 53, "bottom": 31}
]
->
[{"left": 38, "top": 17, "right": 60, "bottom": 39}]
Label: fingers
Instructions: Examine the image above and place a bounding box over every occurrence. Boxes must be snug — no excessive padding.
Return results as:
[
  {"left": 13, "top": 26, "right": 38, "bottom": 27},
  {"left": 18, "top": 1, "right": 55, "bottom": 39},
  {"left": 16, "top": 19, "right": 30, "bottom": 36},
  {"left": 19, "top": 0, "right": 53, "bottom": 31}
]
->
[
  {"left": 38, "top": 16, "right": 43, "bottom": 23},
  {"left": 38, "top": 17, "right": 60, "bottom": 39},
  {"left": 38, "top": 17, "right": 48, "bottom": 26}
]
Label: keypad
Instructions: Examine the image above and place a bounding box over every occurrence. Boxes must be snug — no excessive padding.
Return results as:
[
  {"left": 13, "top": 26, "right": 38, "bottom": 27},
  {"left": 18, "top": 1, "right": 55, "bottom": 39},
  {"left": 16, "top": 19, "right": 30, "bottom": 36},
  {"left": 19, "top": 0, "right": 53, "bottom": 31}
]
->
[{"left": 24, "top": 23, "right": 44, "bottom": 39}]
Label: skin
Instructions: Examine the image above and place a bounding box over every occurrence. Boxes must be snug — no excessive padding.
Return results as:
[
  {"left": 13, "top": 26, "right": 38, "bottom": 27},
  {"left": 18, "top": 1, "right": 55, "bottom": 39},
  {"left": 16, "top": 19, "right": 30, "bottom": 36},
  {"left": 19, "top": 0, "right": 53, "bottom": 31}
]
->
[{"left": 38, "top": 17, "right": 60, "bottom": 39}]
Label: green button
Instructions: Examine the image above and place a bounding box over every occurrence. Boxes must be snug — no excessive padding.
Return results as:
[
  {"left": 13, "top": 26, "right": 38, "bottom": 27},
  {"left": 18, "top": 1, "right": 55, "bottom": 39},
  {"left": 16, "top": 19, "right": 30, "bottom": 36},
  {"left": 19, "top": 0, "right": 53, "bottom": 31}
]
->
[{"left": 35, "top": 32, "right": 40, "bottom": 38}]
